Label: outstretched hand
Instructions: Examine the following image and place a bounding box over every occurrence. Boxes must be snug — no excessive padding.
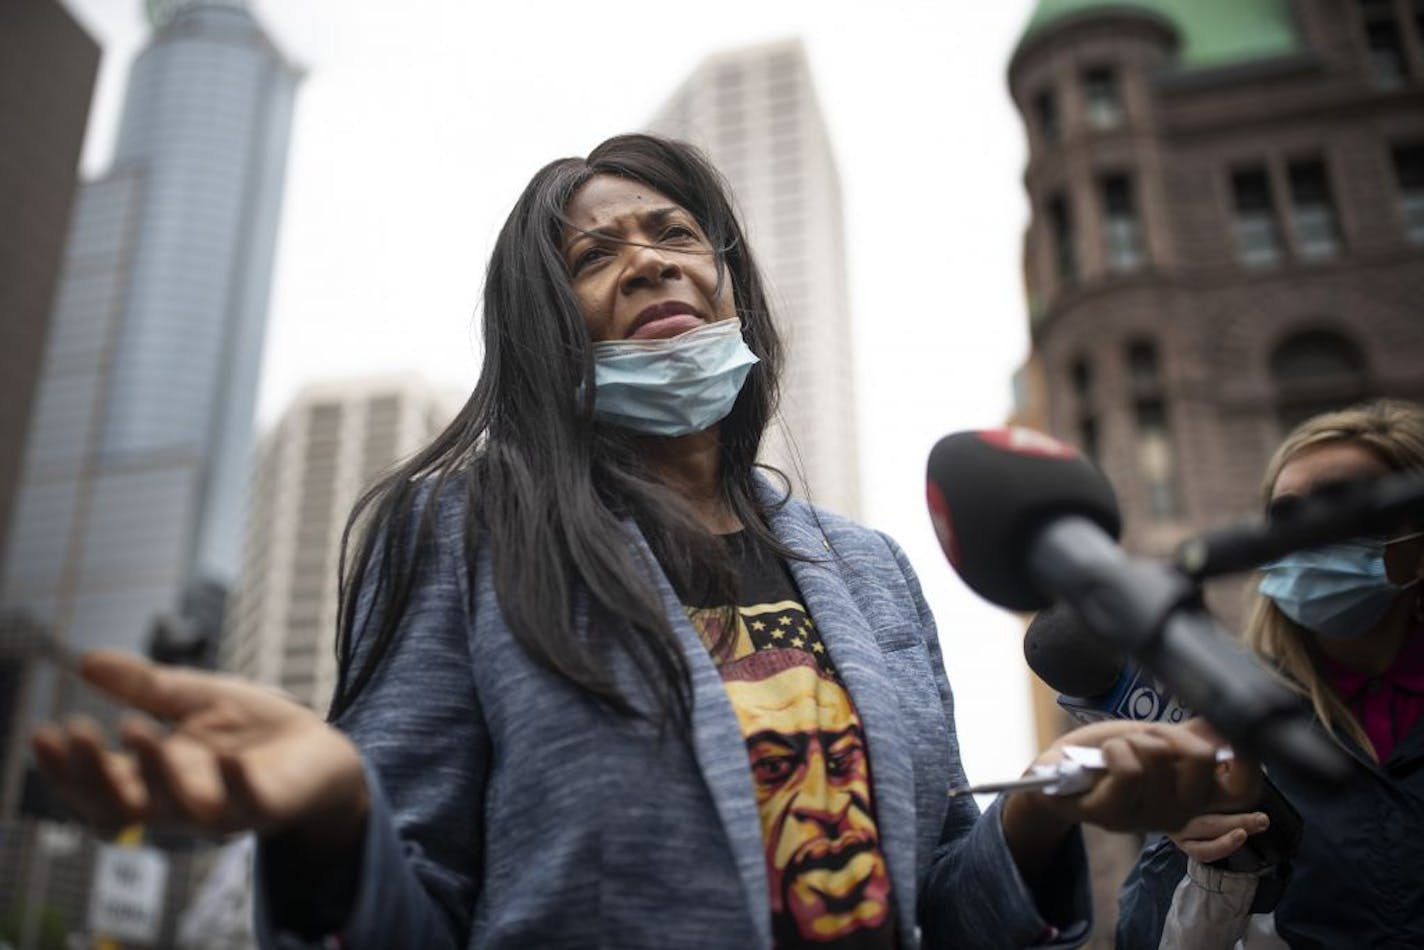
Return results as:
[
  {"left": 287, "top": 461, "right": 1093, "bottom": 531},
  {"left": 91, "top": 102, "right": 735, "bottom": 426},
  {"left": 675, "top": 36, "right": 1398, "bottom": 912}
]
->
[{"left": 31, "top": 651, "right": 368, "bottom": 856}]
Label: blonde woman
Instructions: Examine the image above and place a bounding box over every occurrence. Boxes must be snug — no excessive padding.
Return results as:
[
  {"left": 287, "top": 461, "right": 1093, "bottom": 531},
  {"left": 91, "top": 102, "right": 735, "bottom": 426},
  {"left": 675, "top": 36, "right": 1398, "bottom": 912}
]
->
[{"left": 1118, "top": 399, "right": 1424, "bottom": 948}]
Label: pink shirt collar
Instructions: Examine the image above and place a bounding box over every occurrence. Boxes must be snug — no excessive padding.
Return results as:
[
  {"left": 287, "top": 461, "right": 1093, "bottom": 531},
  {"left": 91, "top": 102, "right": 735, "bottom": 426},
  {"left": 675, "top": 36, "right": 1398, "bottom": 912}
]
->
[{"left": 1319, "top": 618, "right": 1424, "bottom": 761}]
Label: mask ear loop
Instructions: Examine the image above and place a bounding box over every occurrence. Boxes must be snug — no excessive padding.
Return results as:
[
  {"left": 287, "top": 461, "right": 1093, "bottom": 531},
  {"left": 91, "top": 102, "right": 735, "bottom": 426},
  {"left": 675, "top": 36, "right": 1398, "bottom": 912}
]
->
[
  {"left": 1386, "top": 530, "right": 1424, "bottom": 587},
  {"left": 1399, "top": 532, "right": 1424, "bottom": 623}
]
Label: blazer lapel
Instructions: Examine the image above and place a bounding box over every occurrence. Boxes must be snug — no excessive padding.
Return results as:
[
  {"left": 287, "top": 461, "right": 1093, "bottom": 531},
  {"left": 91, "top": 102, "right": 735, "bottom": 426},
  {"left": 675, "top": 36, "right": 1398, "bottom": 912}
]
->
[
  {"left": 764, "top": 500, "right": 921, "bottom": 949},
  {"left": 624, "top": 523, "right": 774, "bottom": 950}
]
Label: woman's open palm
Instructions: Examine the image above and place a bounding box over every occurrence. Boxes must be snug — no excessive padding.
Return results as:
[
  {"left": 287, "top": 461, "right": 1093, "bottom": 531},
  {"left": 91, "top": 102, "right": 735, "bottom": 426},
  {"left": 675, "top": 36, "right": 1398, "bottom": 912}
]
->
[{"left": 31, "top": 651, "right": 368, "bottom": 852}]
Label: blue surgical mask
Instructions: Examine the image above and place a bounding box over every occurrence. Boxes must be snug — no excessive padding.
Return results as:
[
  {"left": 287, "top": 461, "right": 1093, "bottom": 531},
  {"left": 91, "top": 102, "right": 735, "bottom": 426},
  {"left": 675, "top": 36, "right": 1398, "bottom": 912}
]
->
[
  {"left": 1259, "top": 536, "right": 1421, "bottom": 639},
  {"left": 589, "top": 319, "right": 758, "bottom": 436}
]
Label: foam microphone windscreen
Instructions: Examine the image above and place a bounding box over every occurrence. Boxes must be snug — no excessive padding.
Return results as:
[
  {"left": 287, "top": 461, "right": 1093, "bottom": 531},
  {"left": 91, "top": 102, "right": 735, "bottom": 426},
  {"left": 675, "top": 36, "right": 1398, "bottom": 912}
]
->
[
  {"left": 1023, "top": 603, "right": 1125, "bottom": 698},
  {"left": 925, "top": 427, "right": 1121, "bottom": 610}
]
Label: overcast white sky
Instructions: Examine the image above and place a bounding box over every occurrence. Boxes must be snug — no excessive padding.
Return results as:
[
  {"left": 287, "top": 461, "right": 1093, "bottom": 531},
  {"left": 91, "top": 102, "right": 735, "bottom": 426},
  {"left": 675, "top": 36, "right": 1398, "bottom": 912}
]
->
[{"left": 63, "top": 0, "right": 1043, "bottom": 788}]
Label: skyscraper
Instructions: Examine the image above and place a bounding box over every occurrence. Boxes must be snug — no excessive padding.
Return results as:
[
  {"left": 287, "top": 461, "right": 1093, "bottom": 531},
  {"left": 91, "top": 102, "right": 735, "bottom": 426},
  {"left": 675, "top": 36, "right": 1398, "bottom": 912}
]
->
[
  {"left": 0, "top": 2, "right": 301, "bottom": 942},
  {"left": 2, "top": 0, "right": 302, "bottom": 681},
  {"left": 647, "top": 39, "right": 862, "bottom": 519},
  {"left": 222, "top": 376, "right": 459, "bottom": 713}
]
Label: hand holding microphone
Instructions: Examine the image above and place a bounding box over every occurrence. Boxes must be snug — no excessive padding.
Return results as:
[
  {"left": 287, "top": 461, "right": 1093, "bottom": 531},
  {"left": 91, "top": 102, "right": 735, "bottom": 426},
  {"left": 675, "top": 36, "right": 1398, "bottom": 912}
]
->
[
  {"left": 1025, "top": 603, "right": 1304, "bottom": 872},
  {"left": 994, "top": 717, "right": 1258, "bottom": 880},
  {"left": 949, "top": 740, "right": 1235, "bottom": 798}
]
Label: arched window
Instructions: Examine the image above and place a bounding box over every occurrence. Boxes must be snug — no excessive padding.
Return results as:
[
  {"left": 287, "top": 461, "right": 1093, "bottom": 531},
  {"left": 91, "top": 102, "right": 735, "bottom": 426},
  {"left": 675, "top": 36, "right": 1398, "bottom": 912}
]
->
[
  {"left": 1270, "top": 329, "right": 1370, "bottom": 433},
  {"left": 1082, "top": 66, "right": 1124, "bottom": 131}
]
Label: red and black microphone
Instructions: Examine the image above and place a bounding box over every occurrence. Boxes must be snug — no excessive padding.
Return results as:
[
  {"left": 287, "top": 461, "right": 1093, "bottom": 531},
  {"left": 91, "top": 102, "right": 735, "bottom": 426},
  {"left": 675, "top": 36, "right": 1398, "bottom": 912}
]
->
[
  {"left": 926, "top": 428, "right": 1118, "bottom": 612},
  {"left": 925, "top": 426, "right": 1350, "bottom": 787}
]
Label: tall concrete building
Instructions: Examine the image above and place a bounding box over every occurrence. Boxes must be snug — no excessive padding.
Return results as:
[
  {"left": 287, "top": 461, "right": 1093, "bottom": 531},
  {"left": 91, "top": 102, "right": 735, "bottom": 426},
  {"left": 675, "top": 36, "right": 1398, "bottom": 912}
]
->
[
  {"left": 0, "top": 0, "right": 99, "bottom": 580},
  {"left": 1009, "top": 0, "right": 1424, "bottom": 941},
  {"left": 647, "top": 39, "right": 863, "bottom": 519},
  {"left": 223, "top": 376, "right": 459, "bottom": 714},
  {"left": 1, "top": 0, "right": 302, "bottom": 690}
]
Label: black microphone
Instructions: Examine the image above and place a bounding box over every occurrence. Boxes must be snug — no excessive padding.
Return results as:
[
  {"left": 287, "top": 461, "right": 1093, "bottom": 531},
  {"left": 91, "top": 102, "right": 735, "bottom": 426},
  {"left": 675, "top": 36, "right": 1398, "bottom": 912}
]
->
[
  {"left": 1176, "top": 470, "right": 1424, "bottom": 580},
  {"left": 926, "top": 427, "right": 1350, "bottom": 786},
  {"left": 1024, "top": 604, "right": 1185, "bottom": 724},
  {"left": 1026, "top": 605, "right": 1304, "bottom": 872}
]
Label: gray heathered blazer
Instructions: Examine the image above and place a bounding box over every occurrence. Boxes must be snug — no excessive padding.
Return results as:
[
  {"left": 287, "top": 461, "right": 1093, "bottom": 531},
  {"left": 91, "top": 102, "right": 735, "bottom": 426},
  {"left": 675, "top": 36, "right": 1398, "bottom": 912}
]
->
[{"left": 258, "top": 478, "right": 1089, "bottom": 949}]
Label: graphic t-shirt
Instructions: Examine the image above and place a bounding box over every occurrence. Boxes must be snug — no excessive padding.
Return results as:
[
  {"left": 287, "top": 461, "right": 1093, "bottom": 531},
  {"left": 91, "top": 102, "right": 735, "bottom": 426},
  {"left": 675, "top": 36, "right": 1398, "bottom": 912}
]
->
[{"left": 679, "top": 531, "right": 896, "bottom": 949}]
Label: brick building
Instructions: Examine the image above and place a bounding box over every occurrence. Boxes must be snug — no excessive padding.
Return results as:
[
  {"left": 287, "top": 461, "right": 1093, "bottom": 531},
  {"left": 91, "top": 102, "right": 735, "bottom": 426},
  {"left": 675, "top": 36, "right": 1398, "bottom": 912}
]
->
[
  {"left": 1008, "top": 0, "right": 1424, "bottom": 941},
  {"left": 1013, "top": 0, "right": 1423, "bottom": 576}
]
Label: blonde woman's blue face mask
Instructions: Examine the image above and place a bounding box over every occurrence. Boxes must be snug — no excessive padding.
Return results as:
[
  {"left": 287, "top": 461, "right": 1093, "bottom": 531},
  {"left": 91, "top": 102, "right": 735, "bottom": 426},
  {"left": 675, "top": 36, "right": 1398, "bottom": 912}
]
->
[
  {"left": 1261, "top": 441, "right": 1421, "bottom": 638},
  {"left": 1259, "top": 535, "right": 1421, "bottom": 639}
]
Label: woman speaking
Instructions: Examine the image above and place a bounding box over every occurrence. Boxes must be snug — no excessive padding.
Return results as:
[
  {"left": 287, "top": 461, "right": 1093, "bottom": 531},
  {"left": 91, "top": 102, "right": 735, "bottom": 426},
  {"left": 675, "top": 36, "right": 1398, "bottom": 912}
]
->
[{"left": 34, "top": 134, "right": 1247, "bottom": 949}]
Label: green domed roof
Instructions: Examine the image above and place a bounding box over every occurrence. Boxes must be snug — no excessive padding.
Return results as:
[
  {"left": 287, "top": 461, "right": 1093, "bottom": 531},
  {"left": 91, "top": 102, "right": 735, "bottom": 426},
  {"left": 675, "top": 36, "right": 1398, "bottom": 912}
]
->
[{"left": 1020, "top": 0, "right": 1302, "bottom": 68}]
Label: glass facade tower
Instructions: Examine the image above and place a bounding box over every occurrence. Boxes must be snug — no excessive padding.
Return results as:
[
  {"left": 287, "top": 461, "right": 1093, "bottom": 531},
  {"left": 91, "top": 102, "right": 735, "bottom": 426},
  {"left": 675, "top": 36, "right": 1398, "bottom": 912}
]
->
[{"left": 2, "top": 0, "right": 301, "bottom": 678}]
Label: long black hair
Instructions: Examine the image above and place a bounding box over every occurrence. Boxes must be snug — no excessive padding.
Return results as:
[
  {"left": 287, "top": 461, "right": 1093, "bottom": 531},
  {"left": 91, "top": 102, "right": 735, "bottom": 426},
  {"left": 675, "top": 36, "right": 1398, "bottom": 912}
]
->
[{"left": 328, "top": 134, "right": 794, "bottom": 726}]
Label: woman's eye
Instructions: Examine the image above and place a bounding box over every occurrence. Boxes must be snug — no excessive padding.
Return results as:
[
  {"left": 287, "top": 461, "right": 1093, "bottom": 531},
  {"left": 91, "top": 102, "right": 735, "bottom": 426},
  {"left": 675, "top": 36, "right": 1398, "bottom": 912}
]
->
[
  {"left": 661, "top": 225, "right": 697, "bottom": 242},
  {"left": 572, "top": 247, "right": 608, "bottom": 273}
]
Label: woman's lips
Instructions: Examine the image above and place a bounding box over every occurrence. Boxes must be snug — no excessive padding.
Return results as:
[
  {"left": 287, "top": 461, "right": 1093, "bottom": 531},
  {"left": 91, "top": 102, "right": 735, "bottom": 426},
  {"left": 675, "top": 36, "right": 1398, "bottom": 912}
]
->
[{"left": 629, "top": 313, "right": 705, "bottom": 340}]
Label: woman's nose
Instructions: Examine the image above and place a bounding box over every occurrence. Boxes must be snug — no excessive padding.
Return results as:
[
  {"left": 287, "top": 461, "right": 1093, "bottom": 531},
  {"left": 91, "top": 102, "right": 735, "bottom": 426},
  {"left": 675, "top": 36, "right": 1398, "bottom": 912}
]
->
[{"left": 620, "top": 244, "right": 681, "bottom": 292}]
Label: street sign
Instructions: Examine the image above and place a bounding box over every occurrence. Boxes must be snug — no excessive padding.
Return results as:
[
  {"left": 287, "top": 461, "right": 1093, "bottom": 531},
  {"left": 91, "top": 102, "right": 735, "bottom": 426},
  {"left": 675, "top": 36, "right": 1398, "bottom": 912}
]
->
[{"left": 88, "top": 842, "right": 169, "bottom": 944}]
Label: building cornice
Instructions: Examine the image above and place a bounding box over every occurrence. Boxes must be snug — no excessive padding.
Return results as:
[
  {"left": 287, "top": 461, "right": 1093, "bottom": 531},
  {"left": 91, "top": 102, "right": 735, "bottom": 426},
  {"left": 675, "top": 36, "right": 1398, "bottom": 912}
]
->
[
  {"left": 1010, "top": 6, "right": 1180, "bottom": 86},
  {"left": 1031, "top": 246, "right": 1424, "bottom": 344}
]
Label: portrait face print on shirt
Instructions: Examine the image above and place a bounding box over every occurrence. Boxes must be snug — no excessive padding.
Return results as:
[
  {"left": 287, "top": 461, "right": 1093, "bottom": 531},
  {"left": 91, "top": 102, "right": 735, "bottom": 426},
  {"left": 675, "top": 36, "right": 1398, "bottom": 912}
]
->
[{"left": 723, "top": 650, "right": 892, "bottom": 944}]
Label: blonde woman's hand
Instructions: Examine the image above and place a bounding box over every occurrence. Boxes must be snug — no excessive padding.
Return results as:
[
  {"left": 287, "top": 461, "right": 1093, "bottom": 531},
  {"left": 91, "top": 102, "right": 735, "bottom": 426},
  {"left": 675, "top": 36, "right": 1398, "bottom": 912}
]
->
[
  {"left": 1169, "top": 810, "right": 1270, "bottom": 863},
  {"left": 31, "top": 651, "right": 368, "bottom": 857},
  {"left": 1164, "top": 724, "right": 1269, "bottom": 863}
]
